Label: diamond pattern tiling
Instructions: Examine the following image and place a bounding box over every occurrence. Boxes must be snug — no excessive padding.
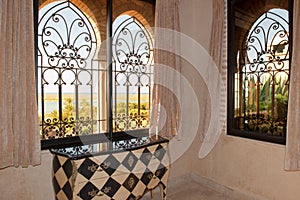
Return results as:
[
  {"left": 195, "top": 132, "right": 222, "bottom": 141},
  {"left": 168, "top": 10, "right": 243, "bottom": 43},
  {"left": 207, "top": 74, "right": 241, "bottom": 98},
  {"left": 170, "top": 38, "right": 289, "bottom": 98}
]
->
[
  {"left": 52, "top": 141, "right": 169, "bottom": 200},
  {"left": 100, "top": 154, "right": 121, "bottom": 176},
  {"left": 62, "top": 181, "right": 73, "bottom": 200},
  {"left": 77, "top": 182, "right": 99, "bottom": 200},
  {"left": 52, "top": 155, "right": 75, "bottom": 200},
  {"left": 132, "top": 159, "right": 147, "bottom": 174},
  {"left": 140, "top": 170, "right": 154, "bottom": 186},
  {"left": 53, "top": 155, "right": 61, "bottom": 173},
  {"left": 139, "top": 147, "right": 153, "bottom": 166},
  {"left": 111, "top": 186, "right": 131, "bottom": 200},
  {"left": 101, "top": 177, "right": 121, "bottom": 198},
  {"left": 155, "top": 164, "right": 167, "bottom": 180},
  {"left": 122, "top": 173, "right": 139, "bottom": 192},
  {"left": 122, "top": 152, "right": 138, "bottom": 171},
  {"left": 154, "top": 144, "right": 166, "bottom": 161},
  {"left": 54, "top": 168, "right": 69, "bottom": 189},
  {"left": 52, "top": 175, "right": 61, "bottom": 195},
  {"left": 56, "top": 190, "right": 68, "bottom": 200},
  {"left": 78, "top": 157, "right": 100, "bottom": 180},
  {"left": 131, "top": 181, "right": 147, "bottom": 197},
  {"left": 61, "top": 159, "right": 73, "bottom": 179}
]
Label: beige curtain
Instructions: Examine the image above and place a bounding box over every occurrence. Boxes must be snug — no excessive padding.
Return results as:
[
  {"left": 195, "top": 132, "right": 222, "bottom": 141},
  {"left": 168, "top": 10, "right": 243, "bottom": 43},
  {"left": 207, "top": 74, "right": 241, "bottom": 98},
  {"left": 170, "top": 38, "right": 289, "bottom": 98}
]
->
[
  {"left": 285, "top": 0, "right": 300, "bottom": 170},
  {"left": 149, "top": 0, "right": 181, "bottom": 138},
  {"left": 0, "top": 0, "right": 41, "bottom": 169},
  {"left": 207, "top": 0, "right": 227, "bottom": 127},
  {"left": 210, "top": 0, "right": 227, "bottom": 73},
  {"left": 198, "top": 0, "right": 227, "bottom": 158}
]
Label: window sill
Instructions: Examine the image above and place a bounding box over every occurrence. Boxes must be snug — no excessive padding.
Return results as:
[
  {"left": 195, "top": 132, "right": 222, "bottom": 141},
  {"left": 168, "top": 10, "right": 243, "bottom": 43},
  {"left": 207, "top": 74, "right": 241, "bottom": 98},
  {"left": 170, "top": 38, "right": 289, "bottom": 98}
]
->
[{"left": 227, "top": 129, "right": 286, "bottom": 145}]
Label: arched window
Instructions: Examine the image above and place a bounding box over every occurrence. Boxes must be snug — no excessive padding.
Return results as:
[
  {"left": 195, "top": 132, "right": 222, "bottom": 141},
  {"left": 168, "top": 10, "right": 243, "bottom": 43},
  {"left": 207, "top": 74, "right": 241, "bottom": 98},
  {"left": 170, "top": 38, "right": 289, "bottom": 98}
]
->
[
  {"left": 228, "top": 0, "right": 292, "bottom": 144},
  {"left": 38, "top": 1, "right": 99, "bottom": 139},
  {"left": 36, "top": 0, "right": 155, "bottom": 148},
  {"left": 112, "top": 14, "right": 153, "bottom": 131}
]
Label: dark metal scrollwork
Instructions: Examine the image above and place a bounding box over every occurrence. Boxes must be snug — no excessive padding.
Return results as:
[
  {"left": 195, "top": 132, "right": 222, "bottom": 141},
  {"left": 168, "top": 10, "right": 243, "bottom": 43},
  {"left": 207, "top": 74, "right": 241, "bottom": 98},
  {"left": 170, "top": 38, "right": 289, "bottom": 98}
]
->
[
  {"left": 238, "top": 10, "right": 289, "bottom": 136},
  {"left": 42, "top": 13, "right": 93, "bottom": 69},
  {"left": 113, "top": 137, "right": 150, "bottom": 149},
  {"left": 112, "top": 16, "right": 153, "bottom": 132},
  {"left": 113, "top": 113, "right": 149, "bottom": 132},
  {"left": 38, "top": 1, "right": 98, "bottom": 139},
  {"left": 242, "top": 11, "right": 289, "bottom": 83},
  {"left": 54, "top": 144, "right": 93, "bottom": 157}
]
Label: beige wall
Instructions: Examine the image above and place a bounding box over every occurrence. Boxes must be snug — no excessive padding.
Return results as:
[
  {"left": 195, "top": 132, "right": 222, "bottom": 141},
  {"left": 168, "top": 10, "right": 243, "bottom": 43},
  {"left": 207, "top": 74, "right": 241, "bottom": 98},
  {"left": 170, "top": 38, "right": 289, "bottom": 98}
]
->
[
  {"left": 1, "top": 1, "right": 300, "bottom": 200},
  {"left": 176, "top": 1, "right": 300, "bottom": 200},
  {"left": 191, "top": 134, "right": 300, "bottom": 200},
  {"left": 0, "top": 151, "right": 53, "bottom": 199}
]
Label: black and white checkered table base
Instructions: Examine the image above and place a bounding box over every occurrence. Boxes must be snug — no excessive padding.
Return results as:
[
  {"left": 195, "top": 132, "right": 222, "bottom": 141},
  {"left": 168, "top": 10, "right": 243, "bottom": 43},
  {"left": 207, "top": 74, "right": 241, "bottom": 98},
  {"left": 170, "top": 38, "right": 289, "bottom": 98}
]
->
[{"left": 52, "top": 143, "right": 169, "bottom": 200}]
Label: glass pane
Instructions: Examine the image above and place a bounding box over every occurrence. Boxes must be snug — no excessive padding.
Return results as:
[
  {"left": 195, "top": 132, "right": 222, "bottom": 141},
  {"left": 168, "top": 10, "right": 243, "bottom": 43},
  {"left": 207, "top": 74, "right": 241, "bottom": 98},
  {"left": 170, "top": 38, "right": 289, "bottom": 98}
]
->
[
  {"left": 112, "top": 11, "right": 154, "bottom": 132},
  {"left": 38, "top": 1, "right": 106, "bottom": 139},
  {"left": 234, "top": 9, "right": 289, "bottom": 136}
]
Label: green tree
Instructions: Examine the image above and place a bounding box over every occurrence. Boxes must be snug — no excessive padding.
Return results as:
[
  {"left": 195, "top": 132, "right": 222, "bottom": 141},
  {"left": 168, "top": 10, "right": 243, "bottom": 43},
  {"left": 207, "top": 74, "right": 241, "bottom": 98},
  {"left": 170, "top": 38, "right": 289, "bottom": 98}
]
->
[
  {"left": 62, "top": 97, "right": 74, "bottom": 120},
  {"left": 79, "top": 99, "right": 97, "bottom": 119}
]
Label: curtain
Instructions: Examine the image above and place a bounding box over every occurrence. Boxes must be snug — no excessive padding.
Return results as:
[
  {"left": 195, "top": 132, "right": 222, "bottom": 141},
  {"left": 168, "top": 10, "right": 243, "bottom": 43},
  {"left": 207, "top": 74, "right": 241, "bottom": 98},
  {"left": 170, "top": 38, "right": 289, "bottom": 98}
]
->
[
  {"left": 285, "top": 0, "right": 300, "bottom": 170},
  {"left": 198, "top": 0, "right": 227, "bottom": 158},
  {"left": 149, "top": 0, "right": 181, "bottom": 138},
  {"left": 210, "top": 0, "right": 227, "bottom": 74},
  {"left": 208, "top": 0, "right": 227, "bottom": 130},
  {"left": 0, "top": 0, "right": 41, "bottom": 169}
]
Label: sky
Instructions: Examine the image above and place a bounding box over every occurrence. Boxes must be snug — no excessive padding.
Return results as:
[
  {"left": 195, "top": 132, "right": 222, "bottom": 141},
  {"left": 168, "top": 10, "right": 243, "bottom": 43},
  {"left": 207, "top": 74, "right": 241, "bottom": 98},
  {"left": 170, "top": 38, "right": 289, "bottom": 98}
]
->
[{"left": 38, "top": 1, "right": 153, "bottom": 95}]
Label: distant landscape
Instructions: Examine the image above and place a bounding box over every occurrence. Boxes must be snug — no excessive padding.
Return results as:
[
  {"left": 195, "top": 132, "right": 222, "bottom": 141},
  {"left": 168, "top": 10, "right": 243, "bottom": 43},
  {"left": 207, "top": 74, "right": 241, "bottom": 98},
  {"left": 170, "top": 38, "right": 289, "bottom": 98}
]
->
[{"left": 39, "top": 93, "right": 150, "bottom": 114}]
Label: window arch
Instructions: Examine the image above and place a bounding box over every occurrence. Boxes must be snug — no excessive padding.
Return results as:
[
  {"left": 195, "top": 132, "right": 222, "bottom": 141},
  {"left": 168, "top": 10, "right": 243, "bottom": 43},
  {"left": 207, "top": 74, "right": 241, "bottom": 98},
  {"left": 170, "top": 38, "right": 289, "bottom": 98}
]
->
[
  {"left": 38, "top": 1, "right": 100, "bottom": 139},
  {"left": 228, "top": 0, "right": 293, "bottom": 144},
  {"left": 36, "top": 0, "right": 156, "bottom": 148},
  {"left": 239, "top": 9, "right": 289, "bottom": 134},
  {"left": 112, "top": 14, "right": 154, "bottom": 131}
]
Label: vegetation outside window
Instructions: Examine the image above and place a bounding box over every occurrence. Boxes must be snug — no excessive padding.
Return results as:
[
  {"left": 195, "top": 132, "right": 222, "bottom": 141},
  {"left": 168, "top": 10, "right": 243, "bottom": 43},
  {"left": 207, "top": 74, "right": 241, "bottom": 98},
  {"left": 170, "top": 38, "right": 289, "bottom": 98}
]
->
[
  {"left": 35, "top": 0, "right": 155, "bottom": 149},
  {"left": 227, "top": 0, "right": 293, "bottom": 144}
]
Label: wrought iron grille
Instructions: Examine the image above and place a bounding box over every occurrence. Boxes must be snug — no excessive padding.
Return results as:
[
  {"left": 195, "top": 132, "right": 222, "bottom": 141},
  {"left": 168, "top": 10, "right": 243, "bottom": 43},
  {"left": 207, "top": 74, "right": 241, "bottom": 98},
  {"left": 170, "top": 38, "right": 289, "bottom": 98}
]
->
[
  {"left": 50, "top": 136, "right": 151, "bottom": 157},
  {"left": 38, "top": 1, "right": 102, "bottom": 139},
  {"left": 235, "top": 9, "right": 289, "bottom": 136},
  {"left": 112, "top": 137, "right": 150, "bottom": 149},
  {"left": 112, "top": 16, "right": 153, "bottom": 131}
]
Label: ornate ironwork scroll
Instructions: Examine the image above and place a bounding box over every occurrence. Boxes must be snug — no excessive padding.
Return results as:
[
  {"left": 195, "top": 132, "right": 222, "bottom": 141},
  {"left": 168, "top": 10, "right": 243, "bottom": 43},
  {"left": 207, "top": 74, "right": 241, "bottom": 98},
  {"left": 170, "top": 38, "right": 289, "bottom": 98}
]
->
[
  {"left": 50, "top": 137, "right": 151, "bottom": 157},
  {"left": 112, "top": 16, "right": 153, "bottom": 131},
  {"left": 112, "top": 137, "right": 150, "bottom": 149},
  {"left": 38, "top": 1, "right": 99, "bottom": 139},
  {"left": 236, "top": 9, "right": 289, "bottom": 136},
  {"left": 52, "top": 144, "right": 94, "bottom": 157}
]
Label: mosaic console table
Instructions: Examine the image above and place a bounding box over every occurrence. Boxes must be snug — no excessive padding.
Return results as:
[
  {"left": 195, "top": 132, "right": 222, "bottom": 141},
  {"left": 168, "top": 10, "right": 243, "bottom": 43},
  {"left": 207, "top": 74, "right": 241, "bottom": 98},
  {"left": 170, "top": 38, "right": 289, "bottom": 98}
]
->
[{"left": 50, "top": 136, "right": 169, "bottom": 200}]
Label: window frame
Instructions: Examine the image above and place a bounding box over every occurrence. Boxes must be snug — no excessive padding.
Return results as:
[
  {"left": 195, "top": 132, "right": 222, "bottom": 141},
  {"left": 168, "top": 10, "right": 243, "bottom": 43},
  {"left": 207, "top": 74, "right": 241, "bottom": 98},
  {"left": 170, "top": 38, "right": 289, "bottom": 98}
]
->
[
  {"left": 34, "top": 0, "right": 156, "bottom": 150},
  {"left": 227, "top": 0, "right": 294, "bottom": 145}
]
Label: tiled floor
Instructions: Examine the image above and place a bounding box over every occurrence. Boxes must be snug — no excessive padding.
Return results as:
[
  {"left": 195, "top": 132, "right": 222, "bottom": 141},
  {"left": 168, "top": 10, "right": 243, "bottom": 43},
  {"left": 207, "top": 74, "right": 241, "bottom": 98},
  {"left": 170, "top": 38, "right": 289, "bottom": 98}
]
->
[{"left": 141, "top": 178, "right": 234, "bottom": 200}]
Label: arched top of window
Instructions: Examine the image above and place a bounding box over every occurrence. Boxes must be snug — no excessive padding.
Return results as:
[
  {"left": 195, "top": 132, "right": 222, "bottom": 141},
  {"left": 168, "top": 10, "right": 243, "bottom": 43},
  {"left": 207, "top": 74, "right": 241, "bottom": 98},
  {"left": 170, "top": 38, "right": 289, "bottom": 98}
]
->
[
  {"left": 38, "top": 1, "right": 98, "bottom": 69},
  {"left": 242, "top": 8, "right": 289, "bottom": 68},
  {"left": 112, "top": 14, "right": 154, "bottom": 72},
  {"left": 111, "top": 13, "right": 153, "bottom": 132},
  {"left": 227, "top": 0, "right": 293, "bottom": 144},
  {"left": 37, "top": 1, "right": 101, "bottom": 140}
]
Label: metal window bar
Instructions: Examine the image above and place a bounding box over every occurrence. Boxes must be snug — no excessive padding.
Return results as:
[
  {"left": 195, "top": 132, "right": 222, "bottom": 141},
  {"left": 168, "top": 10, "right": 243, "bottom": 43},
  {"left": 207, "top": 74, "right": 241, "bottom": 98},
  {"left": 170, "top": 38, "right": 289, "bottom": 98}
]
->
[
  {"left": 37, "top": 0, "right": 154, "bottom": 143},
  {"left": 38, "top": 1, "right": 100, "bottom": 139},
  {"left": 107, "top": 0, "right": 113, "bottom": 136},
  {"left": 237, "top": 10, "right": 289, "bottom": 136},
  {"left": 112, "top": 16, "right": 154, "bottom": 132}
]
